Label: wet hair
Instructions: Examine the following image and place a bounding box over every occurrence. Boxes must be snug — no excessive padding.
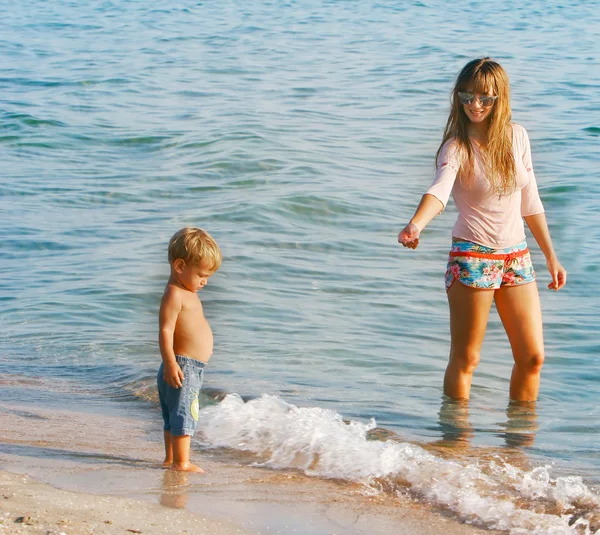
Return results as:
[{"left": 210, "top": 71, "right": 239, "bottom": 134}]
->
[
  {"left": 168, "top": 227, "right": 222, "bottom": 272},
  {"left": 436, "top": 57, "right": 516, "bottom": 194}
]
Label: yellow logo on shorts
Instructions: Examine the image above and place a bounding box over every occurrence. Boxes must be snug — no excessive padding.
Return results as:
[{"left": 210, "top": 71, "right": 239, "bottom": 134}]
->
[{"left": 190, "top": 396, "right": 199, "bottom": 421}]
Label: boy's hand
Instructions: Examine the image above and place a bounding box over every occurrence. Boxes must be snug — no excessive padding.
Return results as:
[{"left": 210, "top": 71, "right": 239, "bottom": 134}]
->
[{"left": 164, "top": 362, "right": 184, "bottom": 388}]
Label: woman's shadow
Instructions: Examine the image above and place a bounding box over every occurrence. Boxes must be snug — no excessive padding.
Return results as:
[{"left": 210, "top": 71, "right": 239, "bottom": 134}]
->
[{"left": 500, "top": 400, "right": 538, "bottom": 448}]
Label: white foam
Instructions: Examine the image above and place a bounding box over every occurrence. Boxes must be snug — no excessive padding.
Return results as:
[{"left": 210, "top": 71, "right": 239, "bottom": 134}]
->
[{"left": 198, "top": 394, "right": 600, "bottom": 534}]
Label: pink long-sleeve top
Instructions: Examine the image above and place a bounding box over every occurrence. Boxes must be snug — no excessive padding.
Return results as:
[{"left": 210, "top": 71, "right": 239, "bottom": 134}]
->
[{"left": 425, "top": 123, "right": 545, "bottom": 249}]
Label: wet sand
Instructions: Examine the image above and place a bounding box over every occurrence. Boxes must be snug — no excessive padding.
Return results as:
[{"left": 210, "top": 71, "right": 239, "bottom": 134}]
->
[
  {"left": 0, "top": 467, "right": 499, "bottom": 535},
  {"left": 0, "top": 470, "right": 252, "bottom": 535},
  {"left": 0, "top": 393, "right": 500, "bottom": 535}
]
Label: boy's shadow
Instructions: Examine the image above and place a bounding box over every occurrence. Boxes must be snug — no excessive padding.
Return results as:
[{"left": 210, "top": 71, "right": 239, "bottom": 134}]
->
[{"left": 160, "top": 470, "right": 189, "bottom": 509}]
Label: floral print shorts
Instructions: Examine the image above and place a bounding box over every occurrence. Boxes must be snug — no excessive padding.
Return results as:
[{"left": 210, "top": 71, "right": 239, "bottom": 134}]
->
[{"left": 445, "top": 238, "right": 536, "bottom": 291}]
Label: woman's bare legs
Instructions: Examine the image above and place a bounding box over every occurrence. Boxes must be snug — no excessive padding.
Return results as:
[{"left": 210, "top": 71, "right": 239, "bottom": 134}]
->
[
  {"left": 444, "top": 282, "right": 495, "bottom": 399},
  {"left": 494, "top": 282, "right": 545, "bottom": 401}
]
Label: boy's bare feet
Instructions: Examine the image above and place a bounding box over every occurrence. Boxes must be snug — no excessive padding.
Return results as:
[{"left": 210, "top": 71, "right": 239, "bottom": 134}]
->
[
  {"left": 162, "top": 460, "right": 173, "bottom": 469},
  {"left": 170, "top": 462, "right": 205, "bottom": 473}
]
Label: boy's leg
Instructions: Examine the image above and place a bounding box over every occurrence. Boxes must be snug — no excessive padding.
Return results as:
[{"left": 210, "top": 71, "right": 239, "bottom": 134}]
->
[
  {"left": 170, "top": 434, "right": 205, "bottom": 473},
  {"left": 163, "top": 430, "right": 173, "bottom": 467},
  {"left": 158, "top": 363, "right": 175, "bottom": 467},
  {"left": 162, "top": 357, "right": 205, "bottom": 472}
]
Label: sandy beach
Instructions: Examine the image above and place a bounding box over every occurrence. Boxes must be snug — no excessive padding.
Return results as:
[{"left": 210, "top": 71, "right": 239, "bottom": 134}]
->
[
  {"left": 0, "top": 467, "right": 500, "bottom": 535},
  {"left": 0, "top": 470, "right": 253, "bottom": 535},
  {"left": 0, "top": 390, "right": 500, "bottom": 535}
]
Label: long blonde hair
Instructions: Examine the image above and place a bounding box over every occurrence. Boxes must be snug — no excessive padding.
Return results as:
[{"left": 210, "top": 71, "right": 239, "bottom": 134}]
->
[{"left": 436, "top": 58, "right": 516, "bottom": 195}]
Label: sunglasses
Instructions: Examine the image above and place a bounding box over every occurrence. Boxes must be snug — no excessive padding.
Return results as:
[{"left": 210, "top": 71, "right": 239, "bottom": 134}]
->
[{"left": 458, "top": 92, "right": 498, "bottom": 107}]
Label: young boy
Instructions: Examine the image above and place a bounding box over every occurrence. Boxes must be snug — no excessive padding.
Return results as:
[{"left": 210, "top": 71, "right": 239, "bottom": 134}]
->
[{"left": 157, "top": 227, "right": 222, "bottom": 472}]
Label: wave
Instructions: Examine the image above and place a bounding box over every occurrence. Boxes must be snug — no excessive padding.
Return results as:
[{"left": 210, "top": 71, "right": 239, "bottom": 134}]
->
[{"left": 198, "top": 394, "right": 600, "bottom": 535}]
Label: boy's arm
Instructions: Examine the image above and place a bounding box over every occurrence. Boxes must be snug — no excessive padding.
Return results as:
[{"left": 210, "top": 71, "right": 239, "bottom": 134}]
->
[{"left": 159, "top": 286, "right": 185, "bottom": 388}]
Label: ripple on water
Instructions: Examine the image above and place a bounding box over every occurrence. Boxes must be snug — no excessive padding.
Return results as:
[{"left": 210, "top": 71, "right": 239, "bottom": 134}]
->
[{"left": 1, "top": 1, "right": 600, "bottom": 526}]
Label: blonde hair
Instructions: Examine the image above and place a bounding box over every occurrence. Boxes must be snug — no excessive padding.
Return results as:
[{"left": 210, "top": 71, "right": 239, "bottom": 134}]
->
[
  {"left": 436, "top": 57, "right": 516, "bottom": 195},
  {"left": 168, "top": 227, "right": 222, "bottom": 272}
]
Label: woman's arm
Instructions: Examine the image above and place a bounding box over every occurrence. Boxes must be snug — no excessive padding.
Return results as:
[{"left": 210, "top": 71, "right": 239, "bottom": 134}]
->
[
  {"left": 398, "top": 193, "right": 444, "bottom": 249},
  {"left": 399, "top": 140, "right": 459, "bottom": 249},
  {"left": 523, "top": 212, "right": 567, "bottom": 290}
]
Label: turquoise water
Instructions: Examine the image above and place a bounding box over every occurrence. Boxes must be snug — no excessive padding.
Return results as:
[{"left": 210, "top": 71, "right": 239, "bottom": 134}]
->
[{"left": 2, "top": 1, "right": 600, "bottom": 531}]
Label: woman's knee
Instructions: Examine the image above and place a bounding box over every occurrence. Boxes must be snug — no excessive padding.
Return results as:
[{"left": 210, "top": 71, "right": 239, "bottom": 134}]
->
[
  {"left": 516, "top": 351, "right": 545, "bottom": 373},
  {"left": 450, "top": 349, "right": 480, "bottom": 373}
]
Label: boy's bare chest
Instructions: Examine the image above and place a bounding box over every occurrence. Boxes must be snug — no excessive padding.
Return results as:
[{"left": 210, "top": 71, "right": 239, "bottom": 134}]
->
[{"left": 178, "top": 296, "right": 206, "bottom": 323}]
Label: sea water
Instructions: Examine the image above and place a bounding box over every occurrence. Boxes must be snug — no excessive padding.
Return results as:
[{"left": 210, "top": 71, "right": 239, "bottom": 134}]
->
[{"left": 1, "top": 1, "right": 600, "bottom": 533}]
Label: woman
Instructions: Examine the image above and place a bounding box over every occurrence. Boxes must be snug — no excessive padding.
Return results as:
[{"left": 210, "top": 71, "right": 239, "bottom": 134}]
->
[{"left": 398, "top": 58, "right": 566, "bottom": 402}]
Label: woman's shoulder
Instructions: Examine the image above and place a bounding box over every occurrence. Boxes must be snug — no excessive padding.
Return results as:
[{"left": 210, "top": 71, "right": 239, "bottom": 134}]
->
[
  {"left": 510, "top": 123, "right": 529, "bottom": 141},
  {"left": 510, "top": 123, "right": 532, "bottom": 157},
  {"left": 436, "top": 137, "right": 462, "bottom": 167},
  {"left": 439, "top": 136, "right": 461, "bottom": 155}
]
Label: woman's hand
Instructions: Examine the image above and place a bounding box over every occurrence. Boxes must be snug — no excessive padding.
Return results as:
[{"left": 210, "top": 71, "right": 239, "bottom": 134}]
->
[
  {"left": 523, "top": 213, "right": 567, "bottom": 291},
  {"left": 398, "top": 223, "right": 421, "bottom": 249},
  {"left": 546, "top": 257, "right": 567, "bottom": 291}
]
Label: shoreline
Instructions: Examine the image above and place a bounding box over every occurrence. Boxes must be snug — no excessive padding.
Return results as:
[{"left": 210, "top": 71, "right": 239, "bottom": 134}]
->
[
  {"left": 0, "top": 467, "right": 500, "bottom": 535},
  {"left": 0, "top": 397, "right": 500, "bottom": 535}
]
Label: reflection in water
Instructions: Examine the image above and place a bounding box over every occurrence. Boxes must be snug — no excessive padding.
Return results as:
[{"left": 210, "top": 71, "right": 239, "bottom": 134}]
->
[
  {"left": 160, "top": 470, "right": 189, "bottom": 509},
  {"left": 437, "top": 396, "right": 474, "bottom": 448},
  {"left": 500, "top": 400, "right": 538, "bottom": 448},
  {"left": 436, "top": 398, "right": 538, "bottom": 450}
]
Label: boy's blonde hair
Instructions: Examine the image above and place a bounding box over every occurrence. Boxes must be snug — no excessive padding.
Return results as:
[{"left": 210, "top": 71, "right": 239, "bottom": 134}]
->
[{"left": 168, "top": 227, "right": 222, "bottom": 272}]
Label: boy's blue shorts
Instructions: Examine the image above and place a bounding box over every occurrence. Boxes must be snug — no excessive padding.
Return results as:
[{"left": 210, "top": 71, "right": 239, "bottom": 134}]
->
[{"left": 157, "top": 355, "right": 204, "bottom": 437}]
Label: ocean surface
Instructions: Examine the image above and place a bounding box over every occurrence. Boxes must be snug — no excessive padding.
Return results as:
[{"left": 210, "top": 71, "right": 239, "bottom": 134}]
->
[{"left": 1, "top": 1, "right": 600, "bottom": 533}]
